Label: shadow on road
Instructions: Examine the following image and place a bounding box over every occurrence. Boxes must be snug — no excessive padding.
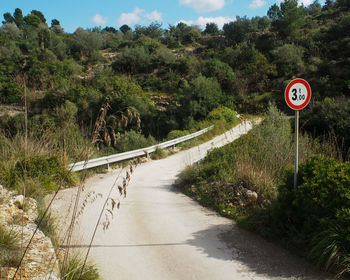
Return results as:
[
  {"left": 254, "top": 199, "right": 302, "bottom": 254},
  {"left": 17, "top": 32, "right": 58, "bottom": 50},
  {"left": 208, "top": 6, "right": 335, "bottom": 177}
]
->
[{"left": 186, "top": 224, "right": 333, "bottom": 280}]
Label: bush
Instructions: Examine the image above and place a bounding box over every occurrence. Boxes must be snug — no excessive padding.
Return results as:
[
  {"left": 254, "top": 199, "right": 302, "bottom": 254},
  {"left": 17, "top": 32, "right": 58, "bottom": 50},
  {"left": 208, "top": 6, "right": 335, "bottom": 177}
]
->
[
  {"left": 151, "top": 147, "right": 167, "bottom": 160},
  {"left": 167, "top": 129, "right": 190, "bottom": 140},
  {"left": 114, "top": 130, "right": 156, "bottom": 152},
  {"left": 301, "top": 97, "right": 350, "bottom": 160},
  {"left": 0, "top": 154, "right": 76, "bottom": 197},
  {"left": 207, "top": 106, "right": 237, "bottom": 123},
  {"left": 273, "top": 155, "right": 350, "bottom": 276},
  {"left": 13, "top": 156, "right": 74, "bottom": 191}
]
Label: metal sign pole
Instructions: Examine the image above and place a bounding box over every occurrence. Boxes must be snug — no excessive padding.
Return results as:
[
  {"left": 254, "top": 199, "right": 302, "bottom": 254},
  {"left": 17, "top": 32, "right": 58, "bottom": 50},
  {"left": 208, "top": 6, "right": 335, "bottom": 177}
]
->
[
  {"left": 294, "top": 110, "right": 299, "bottom": 189},
  {"left": 285, "top": 78, "right": 311, "bottom": 189}
]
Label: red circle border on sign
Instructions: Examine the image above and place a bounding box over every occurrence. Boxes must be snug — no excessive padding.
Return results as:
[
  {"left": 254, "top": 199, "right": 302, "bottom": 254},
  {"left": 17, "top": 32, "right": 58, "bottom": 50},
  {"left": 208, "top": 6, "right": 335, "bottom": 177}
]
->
[{"left": 284, "top": 78, "right": 312, "bottom": 110}]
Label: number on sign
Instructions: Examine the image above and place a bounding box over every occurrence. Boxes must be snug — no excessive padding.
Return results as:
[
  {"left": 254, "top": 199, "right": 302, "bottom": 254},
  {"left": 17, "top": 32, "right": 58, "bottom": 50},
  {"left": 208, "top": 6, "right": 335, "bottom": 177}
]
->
[
  {"left": 291, "top": 88, "right": 305, "bottom": 102},
  {"left": 285, "top": 78, "right": 311, "bottom": 111}
]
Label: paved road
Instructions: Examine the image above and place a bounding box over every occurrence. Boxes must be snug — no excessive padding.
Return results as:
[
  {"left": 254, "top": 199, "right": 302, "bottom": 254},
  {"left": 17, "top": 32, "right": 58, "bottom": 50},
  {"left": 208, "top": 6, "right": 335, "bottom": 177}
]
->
[{"left": 52, "top": 121, "right": 332, "bottom": 280}]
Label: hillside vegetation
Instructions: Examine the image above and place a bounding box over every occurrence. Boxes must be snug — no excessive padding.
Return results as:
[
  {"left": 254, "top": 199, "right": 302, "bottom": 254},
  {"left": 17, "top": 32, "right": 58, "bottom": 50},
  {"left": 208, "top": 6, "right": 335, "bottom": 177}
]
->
[
  {"left": 0, "top": 0, "right": 349, "bottom": 277},
  {"left": 0, "top": 1, "right": 349, "bottom": 154}
]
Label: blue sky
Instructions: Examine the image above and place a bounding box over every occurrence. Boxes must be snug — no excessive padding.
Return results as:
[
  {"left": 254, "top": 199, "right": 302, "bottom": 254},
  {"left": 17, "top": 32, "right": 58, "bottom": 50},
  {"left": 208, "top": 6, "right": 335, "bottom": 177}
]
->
[{"left": 1, "top": 0, "right": 324, "bottom": 33}]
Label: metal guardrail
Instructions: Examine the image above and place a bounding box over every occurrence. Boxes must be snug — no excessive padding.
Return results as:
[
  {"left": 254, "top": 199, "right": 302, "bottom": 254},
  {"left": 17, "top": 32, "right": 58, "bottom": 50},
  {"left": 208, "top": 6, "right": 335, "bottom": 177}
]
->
[{"left": 69, "top": 125, "right": 214, "bottom": 172}]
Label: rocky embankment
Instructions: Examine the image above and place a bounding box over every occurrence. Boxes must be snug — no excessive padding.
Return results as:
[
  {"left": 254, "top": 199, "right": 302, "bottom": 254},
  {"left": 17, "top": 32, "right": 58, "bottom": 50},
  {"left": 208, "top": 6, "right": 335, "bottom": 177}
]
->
[{"left": 0, "top": 185, "right": 60, "bottom": 280}]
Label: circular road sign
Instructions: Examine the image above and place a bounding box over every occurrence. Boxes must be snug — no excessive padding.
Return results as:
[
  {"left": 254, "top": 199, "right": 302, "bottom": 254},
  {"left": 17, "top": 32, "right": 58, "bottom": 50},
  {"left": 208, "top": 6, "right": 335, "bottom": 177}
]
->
[{"left": 285, "top": 78, "right": 311, "bottom": 110}]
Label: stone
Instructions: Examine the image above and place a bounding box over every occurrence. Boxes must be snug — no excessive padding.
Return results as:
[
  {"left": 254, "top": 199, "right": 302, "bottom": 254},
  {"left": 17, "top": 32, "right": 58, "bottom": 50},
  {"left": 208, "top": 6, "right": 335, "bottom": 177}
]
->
[
  {"left": 25, "top": 197, "right": 39, "bottom": 221},
  {"left": 32, "top": 273, "right": 60, "bottom": 280},
  {"left": 246, "top": 189, "right": 258, "bottom": 202},
  {"left": 13, "top": 195, "right": 25, "bottom": 209},
  {"left": 0, "top": 186, "right": 60, "bottom": 279}
]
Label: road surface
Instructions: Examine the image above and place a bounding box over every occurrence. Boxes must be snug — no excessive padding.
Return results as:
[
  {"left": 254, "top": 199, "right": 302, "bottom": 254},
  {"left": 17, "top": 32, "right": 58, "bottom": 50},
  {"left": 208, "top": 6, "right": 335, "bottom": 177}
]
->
[{"left": 51, "top": 121, "right": 332, "bottom": 280}]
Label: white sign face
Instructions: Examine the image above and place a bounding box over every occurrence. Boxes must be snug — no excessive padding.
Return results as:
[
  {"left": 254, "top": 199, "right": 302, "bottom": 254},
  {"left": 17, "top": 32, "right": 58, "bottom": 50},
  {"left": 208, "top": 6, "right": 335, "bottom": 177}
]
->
[
  {"left": 287, "top": 83, "right": 308, "bottom": 107},
  {"left": 285, "top": 78, "right": 311, "bottom": 110}
]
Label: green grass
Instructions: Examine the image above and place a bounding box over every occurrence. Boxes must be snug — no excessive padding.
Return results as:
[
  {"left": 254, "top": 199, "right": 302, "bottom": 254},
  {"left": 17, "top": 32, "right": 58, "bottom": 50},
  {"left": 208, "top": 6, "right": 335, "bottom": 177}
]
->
[
  {"left": 309, "top": 224, "right": 350, "bottom": 277},
  {"left": 35, "top": 197, "right": 59, "bottom": 249},
  {"left": 150, "top": 147, "right": 168, "bottom": 160},
  {"left": 60, "top": 254, "right": 100, "bottom": 280},
  {"left": 0, "top": 224, "right": 21, "bottom": 267}
]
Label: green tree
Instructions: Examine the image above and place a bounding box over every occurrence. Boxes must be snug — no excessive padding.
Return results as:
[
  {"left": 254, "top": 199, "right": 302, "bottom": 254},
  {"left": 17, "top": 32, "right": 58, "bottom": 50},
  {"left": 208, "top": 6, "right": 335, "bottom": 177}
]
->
[
  {"left": 272, "top": 44, "right": 305, "bottom": 76},
  {"left": 184, "top": 75, "right": 223, "bottom": 119},
  {"left": 183, "top": 26, "right": 202, "bottom": 44},
  {"left": 2, "top": 13, "right": 14, "bottom": 25},
  {"left": 13, "top": 8, "right": 24, "bottom": 28},
  {"left": 31, "top": 10, "right": 46, "bottom": 24},
  {"left": 2, "top": 23, "right": 21, "bottom": 39},
  {"left": 203, "top": 59, "right": 235, "bottom": 91},
  {"left": 336, "top": 0, "right": 350, "bottom": 9},
  {"left": 119, "top": 24, "right": 131, "bottom": 34},
  {"left": 223, "top": 17, "right": 252, "bottom": 45},
  {"left": 103, "top": 26, "right": 117, "bottom": 33},
  {"left": 267, "top": 4, "right": 282, "bottom": 21},
  {"left": 135, "top": 22, "right": 163, "bottom": 40},
  {"left": 204, "top": 23, "right": 219, "bottom": 35},
  {"left": 156, "top": 46, "right": 176, "bottom": 65},
  {"left": 256, "top": 16, "right": 271, "bottom": 31},
  {"left": 323, "top": 0, "right": 336, "bottom": 10},
  {"left": 307, "top": 1, "right": 322, "bottom": 15},
  {"left": 70, "top": 28, "right": 104, "bottom": 59},
  {"left": 38, "top": 25, "right": 51, "bottom": 49},
  {"left": 268, "top": 0, "right": 306, "bottom": 41},
  {"left": 24, "top": 14, "right": 42, "bottom": 27},
  {"left": 50, "top": 19, "right": 64, "bottom": 33},
  {"left": 112, "top": 47, "right": 151, "bottom": 74}
]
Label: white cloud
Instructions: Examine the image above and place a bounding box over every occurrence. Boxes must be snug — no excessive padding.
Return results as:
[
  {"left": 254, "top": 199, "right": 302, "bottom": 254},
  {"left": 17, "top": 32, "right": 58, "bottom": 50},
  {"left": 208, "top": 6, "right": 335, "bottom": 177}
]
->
[
  {"left": 249, "top": 0, "right": 267, "bottom": 9},
  {"left": 179, "top": 0, "right": 226, "bottom": 12},
  {"left": 92, "top": 14, "right": 108, "bottom": 26},
  {"left": 277, "top": 0, "right": 313, "bottom": 6},
  {"left": 117, "top": 7, "right": 144, "bottom": 26},
  {"left": 145, "top": 10, "right": 163, "bottom": 22},
  {"left": 178, "top": 16, "right": 236, "bottom": 29},
  {"left": 298, "top": 0, "right": 313, "bottom": 5}
]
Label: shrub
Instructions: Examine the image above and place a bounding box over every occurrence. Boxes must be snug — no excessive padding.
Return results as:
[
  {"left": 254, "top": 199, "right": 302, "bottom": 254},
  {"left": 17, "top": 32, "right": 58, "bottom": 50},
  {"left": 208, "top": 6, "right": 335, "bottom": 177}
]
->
[
  {"left": 0, "top": 154, "right": 76, "bottom": 197},
  {"left": 151, "top": 147, "right": 167, "bottom": 160},
  {"left": 13, "top": 155, "right": 74, "bottom": 191},
  {"left": 207, "top": 106, "right": 237, "bottom": 123},
  {"left": 114, "top": 130, "right": 156, "bottom": 152},
  {"left": 301, "top": 97, "right": 350, "bottom": 160},
  {"left": 167, "top": 129, "right": 190, "bottom": 140},
  {"left": 274, "top": 155, "right": 350, "bottom": 276}
]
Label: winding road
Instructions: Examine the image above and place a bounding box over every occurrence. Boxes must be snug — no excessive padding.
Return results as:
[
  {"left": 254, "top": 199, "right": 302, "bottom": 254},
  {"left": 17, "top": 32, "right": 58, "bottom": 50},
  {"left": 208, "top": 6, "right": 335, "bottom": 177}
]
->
[{"left": 51, "top": 121, "right": 333, "bottom": 280}]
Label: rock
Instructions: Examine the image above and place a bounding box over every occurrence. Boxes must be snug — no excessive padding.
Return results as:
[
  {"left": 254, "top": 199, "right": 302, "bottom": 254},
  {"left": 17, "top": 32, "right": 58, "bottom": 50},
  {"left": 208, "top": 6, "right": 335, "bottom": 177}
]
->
[
  {"left": 25, "top": 197, "right": 39, "bottom": 221},
  {"left": 32, "top": 273, "right": 60, "bottom": 280},
  {"left": 0, "top": 186, "right": 60, "bottom": 280},
  {"left": 246, "top": 189, "right": 258, "bottom": 202},
  {"left": 13, "top": 195, "right": 25, "bottom": 209}
]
